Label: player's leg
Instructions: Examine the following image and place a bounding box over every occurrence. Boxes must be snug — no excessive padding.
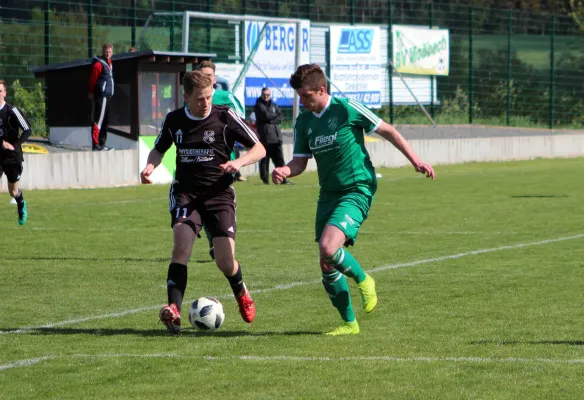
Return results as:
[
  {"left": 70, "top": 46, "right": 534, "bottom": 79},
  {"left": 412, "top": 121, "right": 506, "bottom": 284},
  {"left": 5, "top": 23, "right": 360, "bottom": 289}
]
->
[
  {"left": 5, "top": 162, "right": 26, "bottom": 225},
  {"left": 204, "top": 192, "right": 255, "bottom": 323},
  {"left": 321, "top": 193, "right": 377, "bottom": 314},
  {"left": 160, "top": 193, "right": 202, "bottom": 334}
]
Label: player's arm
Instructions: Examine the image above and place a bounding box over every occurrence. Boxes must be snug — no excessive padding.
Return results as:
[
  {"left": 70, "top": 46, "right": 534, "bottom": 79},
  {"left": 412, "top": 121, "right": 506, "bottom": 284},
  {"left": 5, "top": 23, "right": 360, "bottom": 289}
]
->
[
  {"left": 141, "top": 116, "right": 173, "bottom": 184},
  {"left": 13, "top": 107, "right": 32, "bottom": 144},
  {"left": 375, "top": 121, "right": 435, "bottom": 180},
  {"left": 272, "top": 156, "right": 309, "bottom": 184},
  {"left": 220, "top": 109, "right": 266, "bottom": 174}
]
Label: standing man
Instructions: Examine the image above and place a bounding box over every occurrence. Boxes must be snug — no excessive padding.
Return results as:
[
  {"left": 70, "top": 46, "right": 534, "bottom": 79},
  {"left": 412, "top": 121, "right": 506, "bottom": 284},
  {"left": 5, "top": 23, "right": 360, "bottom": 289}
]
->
[
  {"left": 88, "top": 43, "right": 115, "bottom": 151},
  {"left": 196, "top": 60, "right": 247, "bottom": 260},
  {"left": 0, "top": 80, "right": 31, "bottom": 225},
  {"left": 254, "top": 87, "right": 291, "bottom": 185},
  {"left": 140, "top": 71, "right": 266, "bottom": 334},
  {"left": 272, "top": 64, "right": 435, "bottom": 335}
]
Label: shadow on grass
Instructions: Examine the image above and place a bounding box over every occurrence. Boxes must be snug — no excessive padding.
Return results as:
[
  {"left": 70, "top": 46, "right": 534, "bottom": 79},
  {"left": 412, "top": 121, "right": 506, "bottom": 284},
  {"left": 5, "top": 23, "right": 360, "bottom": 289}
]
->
[
  {"left": 511, "top": 195, "right": 569, "bottom": 198},
  {"left": 0, "top": 327, "right": 322, "bottom": 337},
  {"left": 470, "top": 339, "right": 584, "bottom": 346},
  {"left": 2, "top": 256, "right": 214, "bottom": 264}
]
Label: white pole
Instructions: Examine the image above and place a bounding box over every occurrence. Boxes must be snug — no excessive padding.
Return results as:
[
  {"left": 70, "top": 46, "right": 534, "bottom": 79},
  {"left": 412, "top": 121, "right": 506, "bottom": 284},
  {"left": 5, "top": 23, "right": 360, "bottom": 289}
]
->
[
  {"left": 293, "top": 21, "right": 302, "bottom": 126},
  {"left": 182, "top": 12, "right": 189, "bottom": 53}
]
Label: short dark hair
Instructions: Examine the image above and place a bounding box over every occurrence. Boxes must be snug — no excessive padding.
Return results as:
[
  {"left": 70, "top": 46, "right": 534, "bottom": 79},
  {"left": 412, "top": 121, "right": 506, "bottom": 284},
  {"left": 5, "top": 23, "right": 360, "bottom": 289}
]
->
[
  {"left": 261, "top": 87, "right": 270, "bottom": 93},
  {"left": 196, "top": 60, "right": 216, "bottom": 73},
  {"left": 290, "top": 64, "right": 327, "bottom": 91},
  {"left": 183, "top": 71, "right": 213, "bottom": 95}
]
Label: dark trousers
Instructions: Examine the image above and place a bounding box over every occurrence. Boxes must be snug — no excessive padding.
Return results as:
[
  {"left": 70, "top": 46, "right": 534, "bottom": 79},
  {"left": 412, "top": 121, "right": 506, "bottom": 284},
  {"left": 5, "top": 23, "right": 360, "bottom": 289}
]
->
[
  {"left": 259, "top": 142, "right": 286, "bottom": 184},
  {"left": 91, "top": 96, "right": 110, "bottom": 148}
]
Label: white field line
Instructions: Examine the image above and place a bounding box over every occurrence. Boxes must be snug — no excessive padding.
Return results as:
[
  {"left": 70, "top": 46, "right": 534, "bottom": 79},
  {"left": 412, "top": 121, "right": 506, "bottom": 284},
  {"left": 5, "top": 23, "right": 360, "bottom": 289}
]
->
[
  {"left": 2, "top": 233, "right": 583, "bottom": 336},
  {"left": 1, "top": 353, "right": 582, "bottom": 373}
]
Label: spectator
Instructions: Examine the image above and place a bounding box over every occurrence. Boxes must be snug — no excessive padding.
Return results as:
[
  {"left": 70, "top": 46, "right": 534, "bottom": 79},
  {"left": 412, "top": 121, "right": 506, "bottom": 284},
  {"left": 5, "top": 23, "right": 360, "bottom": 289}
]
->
[
  {"left": 88, "top": 43, "right": 115, "bottom": 151},
  {"left": 254, "top": 87, "right": 291, "bottom": 185}
]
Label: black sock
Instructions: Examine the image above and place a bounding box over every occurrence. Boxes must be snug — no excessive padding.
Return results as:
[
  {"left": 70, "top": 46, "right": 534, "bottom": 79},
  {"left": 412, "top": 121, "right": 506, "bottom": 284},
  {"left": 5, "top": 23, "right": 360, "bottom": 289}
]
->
[
  {"left": 167, "top": 263, "right": 188, "bottom": 311},
  {"left": 13, "top": 189, "right": 24, "bottom": 206},
  {"left": 225, "top": 263, "right": 245, "bottom": 297}
]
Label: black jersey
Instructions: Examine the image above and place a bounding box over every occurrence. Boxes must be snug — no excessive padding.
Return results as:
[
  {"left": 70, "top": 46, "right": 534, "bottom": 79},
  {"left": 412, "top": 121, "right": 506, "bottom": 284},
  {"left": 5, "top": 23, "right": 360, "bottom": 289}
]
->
[
  {"left": 154, "top": 105, "right": 260, "bottom": 194},
  {"left": 0, "top": 103, "right": 32, "bottom": 162}
]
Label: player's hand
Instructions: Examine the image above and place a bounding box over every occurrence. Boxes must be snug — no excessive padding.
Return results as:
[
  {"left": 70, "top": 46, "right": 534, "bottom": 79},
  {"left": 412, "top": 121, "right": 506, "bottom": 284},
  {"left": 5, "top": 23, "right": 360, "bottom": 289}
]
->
[
  {"left": 219, "top": 160, "right": 241, "bottom": 174},
  {"left": 140, "top": 165, "right": 154, "bottom": 184},
  {"left": 414, "top": 162, "right": 435, "bottom": 180},
  {"left": 2, "top": 141, "right": 15, "bottom": 151},
  {"left": 272, "top": 166, "right": 290, "bottom": 184}
]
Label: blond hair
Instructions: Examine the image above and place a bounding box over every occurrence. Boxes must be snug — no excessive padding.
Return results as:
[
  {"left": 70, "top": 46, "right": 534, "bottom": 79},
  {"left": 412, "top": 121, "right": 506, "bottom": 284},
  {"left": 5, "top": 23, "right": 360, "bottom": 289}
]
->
[{"left": 182, "top": 70, "right": 213, "bottom": 95}]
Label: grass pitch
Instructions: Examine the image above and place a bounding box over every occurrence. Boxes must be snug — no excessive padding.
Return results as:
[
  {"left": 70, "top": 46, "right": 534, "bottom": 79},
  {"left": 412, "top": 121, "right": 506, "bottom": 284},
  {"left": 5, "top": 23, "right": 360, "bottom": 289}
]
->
[{"left": 1, "top": 158, "right": 583, "bottom": 399}]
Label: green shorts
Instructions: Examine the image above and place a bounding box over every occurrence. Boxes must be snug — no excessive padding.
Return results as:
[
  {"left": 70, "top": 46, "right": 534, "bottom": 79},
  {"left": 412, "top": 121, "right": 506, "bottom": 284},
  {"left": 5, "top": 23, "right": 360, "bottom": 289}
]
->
[{"left": 315, "top": 191, "right": 373, "bottom": 246}]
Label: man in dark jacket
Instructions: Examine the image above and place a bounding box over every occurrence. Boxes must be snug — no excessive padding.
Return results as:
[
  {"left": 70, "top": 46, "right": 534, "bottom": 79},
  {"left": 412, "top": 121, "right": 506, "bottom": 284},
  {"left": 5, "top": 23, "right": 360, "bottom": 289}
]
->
[
  {"left": 88, "top": 43, "right": 115, "bottom": 151},
  {"left": 254, "top": 88, "right": 291, "bottom": 184}
]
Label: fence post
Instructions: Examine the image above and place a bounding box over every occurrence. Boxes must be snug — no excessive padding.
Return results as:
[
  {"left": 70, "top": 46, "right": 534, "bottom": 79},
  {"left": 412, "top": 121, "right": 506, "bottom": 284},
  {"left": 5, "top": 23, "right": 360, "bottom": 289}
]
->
[
  {"left": 131, "top": 0, "right": 136, "bottom": 47},
  {"left": 207, "top": 0, "right": 212, "bottom": 51},
  {"left": 45, "top": 0, "right": 50, "bottom": 65},
  {"left": 388, "top": 0, "right": 394, "bottom": 124},
  {"left": 87, "top": 0, "right": 93, "bottom": 58},
  {"left": 506, "top": 10, "right": 512, "bottom": 126},
  {"left": 429, "top": 1, "right": 434, "bottom": 120},
  {"left": 351, "top": 0, "right": 355, "bottom": 25},
  {"left": 468, "top": 6, "right": 473, "bottom": 124},
  {"left": 306, "top": 0, "right": 311, "bottom": 20},
  {"left": 170, "top": 0, "right": 175, "bottom": 51},
  {"left": 549, "top": 16, "right": 556, "bottom": 129}
]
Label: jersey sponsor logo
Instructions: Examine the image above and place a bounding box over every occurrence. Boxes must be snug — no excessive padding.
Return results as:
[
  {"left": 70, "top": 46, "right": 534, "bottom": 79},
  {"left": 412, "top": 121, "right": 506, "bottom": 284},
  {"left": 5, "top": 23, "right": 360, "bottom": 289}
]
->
[
  {"left": 178, "top": 149, "right": 215, "bottom": 156},
  {"left": 312, "top": 132, "right": 337, "bottom": 149},
  {"left": 203, "top": 130, "right": 215, "bottom": 144}
]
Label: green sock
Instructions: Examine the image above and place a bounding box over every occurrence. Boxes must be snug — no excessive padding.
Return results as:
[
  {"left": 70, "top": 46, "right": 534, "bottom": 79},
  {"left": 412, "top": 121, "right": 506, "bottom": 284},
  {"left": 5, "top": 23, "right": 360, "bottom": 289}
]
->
[
  {"left": 324, "top": 248, "right": 367, "bottom": 284},
  {"left": 203, "top": 224, "right": 213, "bottom": 248},
  {"left": 322, "top": 270, "right": 355, "bottom": 322}
]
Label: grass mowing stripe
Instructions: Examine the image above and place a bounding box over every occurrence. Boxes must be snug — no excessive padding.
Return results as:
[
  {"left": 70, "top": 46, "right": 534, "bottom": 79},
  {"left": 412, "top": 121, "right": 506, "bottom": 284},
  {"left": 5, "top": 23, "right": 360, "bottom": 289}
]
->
[
  {"left": 2, "top": 354, "right": 582, "bottom": 373},
  {"left": 2, "top": 232, "right": 582, "bottom": 335}
]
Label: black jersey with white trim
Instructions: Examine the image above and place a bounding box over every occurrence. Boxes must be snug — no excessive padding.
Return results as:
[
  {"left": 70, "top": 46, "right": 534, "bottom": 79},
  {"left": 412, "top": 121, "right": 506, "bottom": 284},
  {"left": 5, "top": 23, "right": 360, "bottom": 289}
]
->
[
  {"left": 0, "top": 103, "right": 32, "bottom": 162},
  {"left": 155, "top": 105, "right": 259, "bottom": 194}
]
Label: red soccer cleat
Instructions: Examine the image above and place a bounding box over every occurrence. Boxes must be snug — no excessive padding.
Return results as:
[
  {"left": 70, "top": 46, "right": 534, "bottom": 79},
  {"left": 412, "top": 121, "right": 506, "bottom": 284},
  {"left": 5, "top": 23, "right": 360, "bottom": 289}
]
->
[
  {"left": 235, "top": 287, "right": 256, "bottom": 323},
  {"left": 159, "top": 303, "right": 181, "bottom": 334}
]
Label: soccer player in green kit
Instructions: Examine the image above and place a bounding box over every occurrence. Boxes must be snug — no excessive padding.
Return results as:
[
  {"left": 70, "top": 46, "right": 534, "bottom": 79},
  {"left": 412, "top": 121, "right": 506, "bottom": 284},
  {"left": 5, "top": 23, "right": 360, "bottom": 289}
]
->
[
  {"left": 272, "top": 64, "right": 435, "bottom": 335},
  {"left": 197, "top": 61, "right": 247, "bottom": 259}
]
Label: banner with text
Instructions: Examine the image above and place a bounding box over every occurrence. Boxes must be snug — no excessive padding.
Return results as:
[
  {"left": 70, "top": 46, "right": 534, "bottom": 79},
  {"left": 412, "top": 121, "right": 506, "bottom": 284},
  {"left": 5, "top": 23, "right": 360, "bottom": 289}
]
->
[
  {"left": 244, "top": 20, "right": 311, "bottom": 107},
  {"left": 392, "top": 25, "right": 449, "bottom": 76},
  {"left": 329, "top": 26, "right": 382, "bottom": 108}
]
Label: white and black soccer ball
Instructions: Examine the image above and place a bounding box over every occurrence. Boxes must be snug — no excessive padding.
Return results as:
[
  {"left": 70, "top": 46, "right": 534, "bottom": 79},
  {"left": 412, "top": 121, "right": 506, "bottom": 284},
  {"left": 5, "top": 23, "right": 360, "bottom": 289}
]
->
[{"left": 188, "top": 297, "right": 225, "bottom": 332}]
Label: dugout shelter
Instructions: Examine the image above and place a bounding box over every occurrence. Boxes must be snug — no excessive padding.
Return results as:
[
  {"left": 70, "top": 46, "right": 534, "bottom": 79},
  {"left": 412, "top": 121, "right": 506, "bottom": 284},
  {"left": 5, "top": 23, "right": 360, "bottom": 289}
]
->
[{"left": 31, "top": 50, "right": 215, "bottom": 150}]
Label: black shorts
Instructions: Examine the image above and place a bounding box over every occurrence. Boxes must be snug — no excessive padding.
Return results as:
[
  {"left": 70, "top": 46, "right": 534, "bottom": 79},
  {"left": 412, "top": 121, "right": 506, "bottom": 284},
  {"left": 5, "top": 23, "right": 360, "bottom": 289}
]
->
[
  {"left": 0, "top": 160, "right": 23, "bottom": 183},
  {"left": 169, "top": 186, "right": 236, "bottom": 239}
]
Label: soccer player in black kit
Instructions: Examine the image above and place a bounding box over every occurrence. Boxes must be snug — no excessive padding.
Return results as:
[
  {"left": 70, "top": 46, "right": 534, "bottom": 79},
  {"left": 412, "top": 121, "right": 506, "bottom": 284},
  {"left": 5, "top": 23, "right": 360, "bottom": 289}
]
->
[
  {"left": 0, "top": 80, "right": 31, "bottom": 225},
  {"left": 140, "top": 71, "right": 266, "bottom": 334}
]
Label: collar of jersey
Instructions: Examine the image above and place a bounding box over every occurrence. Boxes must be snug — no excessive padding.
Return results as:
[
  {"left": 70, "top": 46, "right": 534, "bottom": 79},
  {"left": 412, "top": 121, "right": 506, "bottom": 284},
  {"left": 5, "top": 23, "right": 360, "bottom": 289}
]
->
[
  {"left": 312, "top": 95, "right": 332, "bottom": 118},
  {"left": 184, "top": 106, "right": 211, "bottom": 121},
  {"left": 0, "top": 103, "right": 5, "bottom": 111}
]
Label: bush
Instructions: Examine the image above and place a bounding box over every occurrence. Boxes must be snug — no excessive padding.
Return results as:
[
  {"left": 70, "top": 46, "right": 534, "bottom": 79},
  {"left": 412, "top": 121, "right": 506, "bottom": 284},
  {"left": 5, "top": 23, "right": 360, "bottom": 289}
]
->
[{"left": 11, "top": 80, "right": 47, "bottom": 137}]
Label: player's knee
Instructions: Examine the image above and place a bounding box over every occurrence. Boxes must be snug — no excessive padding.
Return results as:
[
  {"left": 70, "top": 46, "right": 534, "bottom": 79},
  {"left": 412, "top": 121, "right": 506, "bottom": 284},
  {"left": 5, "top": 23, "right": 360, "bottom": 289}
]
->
[
  {"left": 318, "top": 241, "right": 337, "bottom": 259},
  {"left": 320, "top": 258, "right": 335, "bottom": 272}
]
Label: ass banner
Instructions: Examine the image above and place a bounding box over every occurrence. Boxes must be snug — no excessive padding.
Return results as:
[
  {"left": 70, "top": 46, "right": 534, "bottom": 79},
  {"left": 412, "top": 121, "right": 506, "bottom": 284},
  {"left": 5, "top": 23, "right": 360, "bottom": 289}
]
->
[
  {"left": 392, "top": 25, "right": 449, "bottom": 76},
  {"left": 329, "top": 26, "right": 382, "bottom": 108},
  {"left": 244, "top": 20, "right": 311, "bottom": 107}
]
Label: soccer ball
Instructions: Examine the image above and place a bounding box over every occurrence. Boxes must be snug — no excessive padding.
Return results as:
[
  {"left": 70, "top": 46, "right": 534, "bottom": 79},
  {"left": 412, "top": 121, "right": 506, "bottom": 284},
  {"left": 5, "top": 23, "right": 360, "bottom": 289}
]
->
[{"left": 188, "top": 297, "right": 225, "bottom": 332}]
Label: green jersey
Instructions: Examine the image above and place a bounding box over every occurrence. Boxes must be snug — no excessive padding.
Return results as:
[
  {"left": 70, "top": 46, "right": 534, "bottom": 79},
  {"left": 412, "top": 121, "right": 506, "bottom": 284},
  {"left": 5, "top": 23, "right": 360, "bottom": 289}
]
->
[
  {"left": 212, "top": 89, "right": 245, "bottom": 118},
  {"left": 293, "top": 96, "right": 382, "bottom": 196}
]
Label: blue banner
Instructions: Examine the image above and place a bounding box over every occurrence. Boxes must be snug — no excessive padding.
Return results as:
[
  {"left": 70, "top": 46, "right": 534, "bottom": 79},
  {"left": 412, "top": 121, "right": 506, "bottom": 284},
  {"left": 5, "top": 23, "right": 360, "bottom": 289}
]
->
[{"left": 244, "top": 77, "right": 296, "bottom": 107}]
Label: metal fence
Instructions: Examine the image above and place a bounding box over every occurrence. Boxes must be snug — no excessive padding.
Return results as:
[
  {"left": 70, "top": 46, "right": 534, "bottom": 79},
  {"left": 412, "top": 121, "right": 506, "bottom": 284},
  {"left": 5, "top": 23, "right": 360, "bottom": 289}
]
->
[{"left": 1, "top": 0, "right": 583, "bottom": 136}]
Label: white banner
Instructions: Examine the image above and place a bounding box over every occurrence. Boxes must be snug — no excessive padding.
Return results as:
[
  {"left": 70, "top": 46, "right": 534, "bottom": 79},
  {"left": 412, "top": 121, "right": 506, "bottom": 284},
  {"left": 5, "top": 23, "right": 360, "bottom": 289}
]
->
[
  {"left": 243, "top": 20, "right": 311, "bottom": 107},
  {"left": 392, "top": 25, "right": 449, "bottom": 76},
  {"left": 329, "top": 26, "right": 382, "bottom": 108},
  {"left": 214, "top": 62, "right": 245, "bottom": 113}
]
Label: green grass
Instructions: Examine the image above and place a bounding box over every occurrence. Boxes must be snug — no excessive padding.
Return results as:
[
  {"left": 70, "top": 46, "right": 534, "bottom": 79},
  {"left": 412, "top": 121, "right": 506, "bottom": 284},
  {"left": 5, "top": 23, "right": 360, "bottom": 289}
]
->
[{"left": 1, "top": 158, "right": 583, "bottom": 399}]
